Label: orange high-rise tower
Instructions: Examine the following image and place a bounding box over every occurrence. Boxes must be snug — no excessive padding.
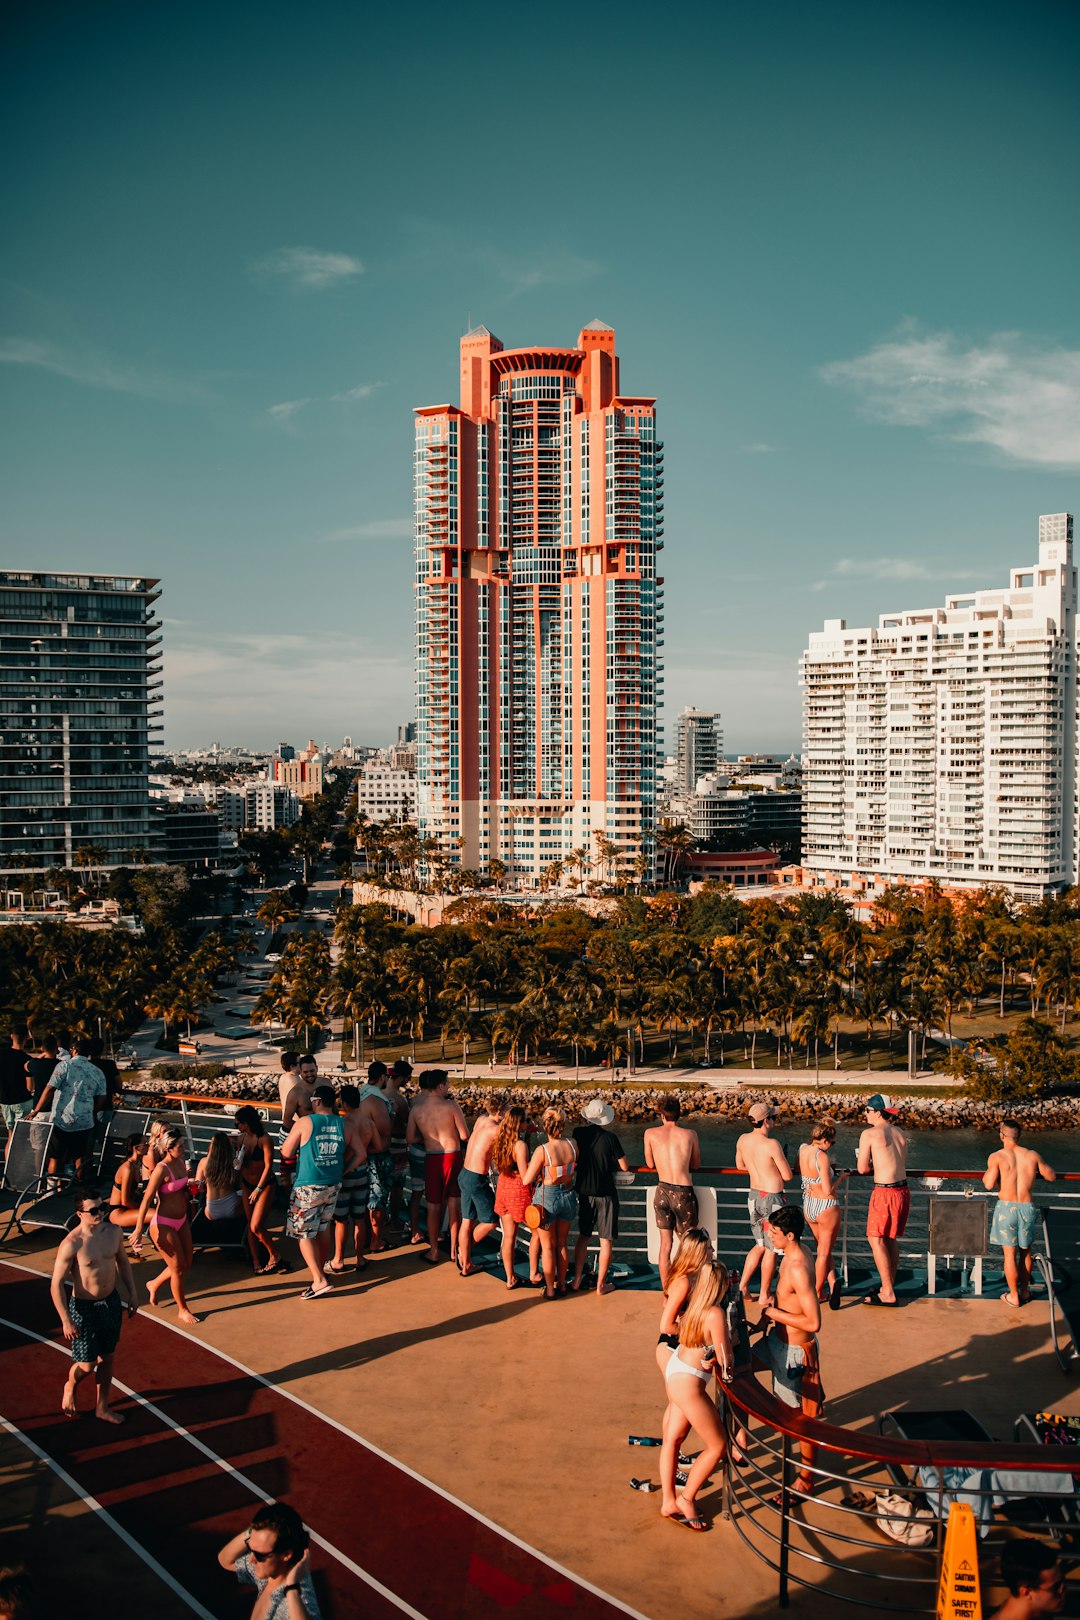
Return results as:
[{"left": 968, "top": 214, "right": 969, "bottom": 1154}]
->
[{"left": 414, "top": 323, "right": 663, "bottom": 887}]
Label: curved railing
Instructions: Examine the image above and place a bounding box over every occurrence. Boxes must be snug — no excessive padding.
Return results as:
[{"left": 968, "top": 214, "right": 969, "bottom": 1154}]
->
[{"left": 720, "top": 1367, "right": 1080, "bottom": 1612}]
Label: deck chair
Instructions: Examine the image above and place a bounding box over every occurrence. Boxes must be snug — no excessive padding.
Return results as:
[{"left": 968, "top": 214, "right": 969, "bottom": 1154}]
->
[
  {"left": 878, "top": 1408, "right": 995, "bottom": 1494},
  {"left": 17, "top": 1110, "right": 150, "bottom": 1236},
  {"left": 0, "top": 1119, "right": 53, "bottom": 1240}
]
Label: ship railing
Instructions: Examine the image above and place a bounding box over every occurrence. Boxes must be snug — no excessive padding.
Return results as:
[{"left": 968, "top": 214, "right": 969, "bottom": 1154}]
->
[{"left": 719, "top": 1366, "right": 1080, "bottom": 1612}]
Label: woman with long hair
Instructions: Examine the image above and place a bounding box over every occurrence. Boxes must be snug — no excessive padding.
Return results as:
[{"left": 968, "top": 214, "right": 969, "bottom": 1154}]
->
[
  {"left": 492, "top": 1107, "right": 531, "bottom": 1290},
  {"left": 655, "top": 1228, "right": 713, "bottom": 1373},
  {"left": 195, "top": 1131, "right": 242, "bottom": 1220},
  {"left": 234, "top": 1105, "right": 282, "bottom": 1274},
  {"left": 798, "top": 1118, "right": 846, "bottom": 1307},
  {"left": 109, "top": 1134, "right": 146, "bottom": 1248},
  {"left": 131, "top": 1125, "right": 199, "bottom": 1324},
  {"left": 659, "top": 1261, "right": 733, "bottom": 1533},
  {"left": 522, "top": 1106, "right": 577, "bottom": 1299}
]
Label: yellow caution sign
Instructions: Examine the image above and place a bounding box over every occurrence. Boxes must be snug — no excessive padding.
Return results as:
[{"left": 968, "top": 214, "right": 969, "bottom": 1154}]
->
[{"left": 937, "top": 1502, "right": 982, "bottom": 1620}]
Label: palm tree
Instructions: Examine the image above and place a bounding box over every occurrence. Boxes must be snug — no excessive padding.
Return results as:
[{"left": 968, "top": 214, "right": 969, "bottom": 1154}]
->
[{"left": 655, "top": 823, "right": 694, "bottom": 888}]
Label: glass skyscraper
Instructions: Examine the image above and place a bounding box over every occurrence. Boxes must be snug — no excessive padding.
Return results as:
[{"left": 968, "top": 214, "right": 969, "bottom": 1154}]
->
[
  {"left": 0, "top": 571, "right": 162, "bottom": 875},
  {"left": 415, "top": 323, "right": 662, "bottom": 887}
]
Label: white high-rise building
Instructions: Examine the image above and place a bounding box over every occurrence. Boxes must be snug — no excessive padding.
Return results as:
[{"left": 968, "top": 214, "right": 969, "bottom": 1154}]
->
[
  {"left": 800, "top": 513, "right": 1075, "bottom": 902},
  {"left": 674, "top": 707, "right": 722, "bottom": 799}
]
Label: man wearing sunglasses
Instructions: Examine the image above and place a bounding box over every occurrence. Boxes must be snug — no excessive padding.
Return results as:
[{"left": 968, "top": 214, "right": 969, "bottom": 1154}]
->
[
  {"left": 49, "top": 1187, "right": 138, "bottom": 1424},
  {"left": 217, "top": 1501, "right": 320, "bottom": 1616},
  {"left": 991, "top": 1537, "right": 1067, "bottom": 1617}
]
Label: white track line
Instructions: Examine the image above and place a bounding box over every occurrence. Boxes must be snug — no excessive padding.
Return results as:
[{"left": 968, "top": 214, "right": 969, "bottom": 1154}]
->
[
  {"left": 0, "top": 1312, "right": 425, "bottom": 1620},
  {"left": 0, "top": 1258, "right": 648, "bottom": 1620},
  {"left": 0, "top": 1413, "right": 216, "bottom": 1619}
]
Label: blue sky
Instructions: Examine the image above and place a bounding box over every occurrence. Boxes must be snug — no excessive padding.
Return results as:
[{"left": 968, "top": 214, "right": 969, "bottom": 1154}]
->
[{"left": 2, "top": 0, "right": 1077, "bottom": 752}]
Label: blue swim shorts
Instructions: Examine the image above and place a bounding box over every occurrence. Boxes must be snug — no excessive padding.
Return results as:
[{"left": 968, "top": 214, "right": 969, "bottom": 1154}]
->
[
  {"left": 990, "top": 1200, "right": 1039, "bottom": 1250},
  {"left": 459, "top": 1168, "right": 496, "bottom": 1225}
]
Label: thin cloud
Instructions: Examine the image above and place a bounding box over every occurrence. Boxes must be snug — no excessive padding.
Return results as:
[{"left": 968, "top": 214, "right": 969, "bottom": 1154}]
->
[
  {"left": 320, "top": 518, "right": 411, "bottom": 543},
  {"left": 267, "top": 398, "right": 313, "bottom": 425},
  {"left": 0, "top": 337, "right": 204, "bottom": 403},
  {"left": 254, "top": 247, "right": 364, "bottom": 290},
  {"left": 810, "top": 557, "right": 982, "bottom": 592},
  {"left": 401, "top": 218, "right": 603, "bottom": 299},
  {"left": 822, "top": 324, "right": 1080, "bottom": 468},
  {"left": 330, "top": 381, "right": 385, "bottom": 403},
  {"left": 738, "top": 442, "right": 777, "bottom": 455}
]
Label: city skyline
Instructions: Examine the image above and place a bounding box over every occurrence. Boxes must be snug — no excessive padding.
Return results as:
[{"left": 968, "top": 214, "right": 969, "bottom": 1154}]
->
[{"left": 2, "top": 2, "right": 1078, "bottom": 750}]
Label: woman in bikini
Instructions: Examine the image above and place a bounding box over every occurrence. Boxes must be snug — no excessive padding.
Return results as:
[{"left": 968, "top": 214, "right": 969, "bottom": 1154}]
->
[
  {"left": 109, "top": 1134, "right": 146, "bottom": 1245},
  {"left": 655, "top": 1227, "right": 712, "bottom": 1373},
  {"left": 798, "top": 1118, "right": 847, "bottom": 1308},
  {"left": 234, "top": 1105, "right": 283, "bottom": 1274},
  {"left": 195, "top": 1132, "right": 243, "bottom": 1220},
  {"left": 522, "top": 1106, "right": 577, "bottom": 1299},
  {"left": 492, "top": 1107, "right": 532, "bottom": 1290},
  {"left": 131, "top": 1125, "right": 199, "bottom": 1324},
  {"left": 659, "top": 1261, "right": 733, "bottom": 1533}
]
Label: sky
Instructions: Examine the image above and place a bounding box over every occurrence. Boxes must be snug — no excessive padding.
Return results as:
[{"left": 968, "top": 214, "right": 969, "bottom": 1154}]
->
[{"left": 2, "top": 0, "right": 1078, "bottom": 754}]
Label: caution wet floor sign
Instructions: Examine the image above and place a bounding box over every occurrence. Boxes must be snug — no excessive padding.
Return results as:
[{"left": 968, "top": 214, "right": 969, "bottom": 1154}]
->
[{"left": 937, "top": 1502, "right": 982, "bottom": 1620}]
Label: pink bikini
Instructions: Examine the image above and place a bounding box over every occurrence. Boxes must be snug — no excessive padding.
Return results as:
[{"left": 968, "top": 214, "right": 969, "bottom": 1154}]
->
[{"left": 152, "top": 1171, "right": 191, "bottom": 1232}]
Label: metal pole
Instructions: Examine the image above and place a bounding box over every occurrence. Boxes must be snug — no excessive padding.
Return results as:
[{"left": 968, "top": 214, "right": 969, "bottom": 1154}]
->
[{"left": 778, "top": 1432, "right": 791, "bottom": 1609}]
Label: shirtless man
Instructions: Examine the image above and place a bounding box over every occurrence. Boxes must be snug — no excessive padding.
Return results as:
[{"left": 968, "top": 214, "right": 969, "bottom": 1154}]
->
[
  {"left": 984, "top": 1120, "right": 1055, "bottom": 1307},
  {"left": 457, "top": 1094, "right": 505, "bottom": 1277},
  {"left": 989, "top": 1538, "right": 1067, "bottom": 1619},
  {"left": 735, "top": 1101, "right": 791, "bottom": 1305},
  {"left": 275, "top": 1051, "right": 300, "bottom": 1118},
  {"left": 356, "top": 1063, "right": 394, "bottom": 1253},
  {"left": 857, "top": 1093, "right": 908, "bottom": 1307},
  {"left": 50, "top": 1187, "right": 138, "bottom": 1423},
  {"left": 756, "top": 1206, "right": 824, "bottom": 1498},
  {"left": 280, "top": 1054, "right": 317, "bottom": 1194},
  {"left": 406, "top": 1069, "right": 468, "bottom": 1265},
  {"left": 644, "top": 1097, "right": 701, "bottom": 1291},
  {"left": 329, "top": 1085, "right": 375, "bottom": 1274}
]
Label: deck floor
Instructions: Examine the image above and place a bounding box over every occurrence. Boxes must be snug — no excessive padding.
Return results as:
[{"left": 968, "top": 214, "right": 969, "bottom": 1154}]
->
[{"left": 3, "top": 1230, "right": 1079, "bottom": 1619}]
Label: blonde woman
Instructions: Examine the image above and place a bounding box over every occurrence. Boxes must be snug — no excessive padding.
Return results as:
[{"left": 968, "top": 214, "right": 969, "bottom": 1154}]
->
[
  {"left": 131, "top": 1125, "right": 199, "bottom": 1324},
  {"left": 655, "top": 1228, "right": 713, "bottom": 1371},
  {"left": 659, "top": 1261, "right": 732, "bottom": 1532},
  {"left": 798, "top": 1119, "right": 847, "bottom": 1307},
  {"left": 522, "top": 1107, "right": 577, "bottom": 1299},
  {"left": 492, "top": 1107, "right": 531, "bottom": 1290}
]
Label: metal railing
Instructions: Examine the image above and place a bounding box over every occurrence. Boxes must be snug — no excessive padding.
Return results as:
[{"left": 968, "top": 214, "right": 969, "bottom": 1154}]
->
[{"left": 719, "top": 1370, "right": 1080, "bottom": 1612}]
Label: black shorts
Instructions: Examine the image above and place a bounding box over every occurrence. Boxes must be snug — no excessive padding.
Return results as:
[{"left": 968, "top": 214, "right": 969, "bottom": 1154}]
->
[
  {"left": 654, "top": 1182, "right": 699, "bottom": 1234},
  {"left": 577, "top": 1193, "right": 618, "bottom": 1242},
  {"left": 52, "top": 1126, "right": 92, "bottom": 1167}
]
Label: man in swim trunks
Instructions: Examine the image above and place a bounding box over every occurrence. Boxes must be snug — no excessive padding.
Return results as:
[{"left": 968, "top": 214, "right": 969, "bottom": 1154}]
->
[
  {"left": 984, "top": 1120, "right": 1056, "bottom": 1307},
  {"left": 30, "top": 1036, "right": 108, "bottom": 1185},
  {"left": 282, "top": 1085, "right": 363, "bottom": 1299},
  {"left": 457, "top": 1094, "right": 505, "bottom": 1276},
  {"left": 571, "top": 1100, "right": 630, "bottom": 1296},
  {"left": 755, "top": 1205, "right": 824, "bottom": 1498},
  {"left": 643, "top": 1096, "right": 701, "bottom": 1291},
  {"left": 49, "top": 1186, "right": 138, "bottom": 1423},
  {"left": 356, "top": 1062, "right": 395, "bottom": 1253},
  {"left": 735, "top": 1101, "right": 791, "bottom": 1305},
  {"left": 857, "top": 1093, "right": 909, "bottom": 1306},
  {"left": 329, "top": 1084, "right": 374, "bottom": 1274},
  {"left": 406, "top": 1069, "right": 468, "bottom": 1266}
]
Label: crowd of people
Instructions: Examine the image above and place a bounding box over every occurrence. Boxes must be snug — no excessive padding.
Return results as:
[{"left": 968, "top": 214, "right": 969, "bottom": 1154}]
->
[{"left": 0, "top": 1025, "right": 1068, "bottom": 1616}]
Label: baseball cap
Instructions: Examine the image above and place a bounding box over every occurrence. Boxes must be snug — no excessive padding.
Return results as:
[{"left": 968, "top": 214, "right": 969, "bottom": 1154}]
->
[
  {"left": 747, "top": 1101, "right": 775, "bottom": 1124},
  {"left": 867, "top": 1092, "right": 899, "bottom": 1116}
]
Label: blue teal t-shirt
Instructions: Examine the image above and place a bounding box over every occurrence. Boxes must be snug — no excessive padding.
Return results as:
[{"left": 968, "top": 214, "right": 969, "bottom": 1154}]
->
[{"left": 297, "top": 1113, "right": 345, "bottom": 1187}]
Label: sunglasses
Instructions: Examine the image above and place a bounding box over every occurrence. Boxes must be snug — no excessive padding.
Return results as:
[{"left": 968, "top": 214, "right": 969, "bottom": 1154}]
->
[
  {"left": 245, "top": 1538, "right": 277, "bottom": 1564},
  {"left": 81, "top": 1204, "right": 106, "bottom": 1217}
]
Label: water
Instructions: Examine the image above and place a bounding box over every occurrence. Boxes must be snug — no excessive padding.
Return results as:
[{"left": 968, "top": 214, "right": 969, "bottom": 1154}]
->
[{"left": 616, "top": 1121, "right": 1080, "bottom": 1174}]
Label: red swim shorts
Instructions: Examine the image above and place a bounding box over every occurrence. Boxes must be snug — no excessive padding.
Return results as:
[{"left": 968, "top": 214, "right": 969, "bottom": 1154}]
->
[
  {"left": 867, "top": 1184, "right": 910, "bottom": 1240},
  {"left": 425, "top": 1149, "right": 464, "bottom": 1206}
]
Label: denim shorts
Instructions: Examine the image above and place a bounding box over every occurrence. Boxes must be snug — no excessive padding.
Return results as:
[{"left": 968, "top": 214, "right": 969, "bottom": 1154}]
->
[
  {"left": 459, "top": 1168, "right": 496, "bottom": 1224},
  {"left": 532, "top": 1183, "right": 577, "bottom": 1226}
]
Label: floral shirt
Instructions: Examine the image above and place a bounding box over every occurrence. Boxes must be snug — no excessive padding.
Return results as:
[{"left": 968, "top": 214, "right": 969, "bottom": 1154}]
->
[
  {"left": 48, "top": 1057, "right": 106, "bottom": 1133},
  {"left": 234, "top": 1553, "right": 321, "bottom": 1618}
]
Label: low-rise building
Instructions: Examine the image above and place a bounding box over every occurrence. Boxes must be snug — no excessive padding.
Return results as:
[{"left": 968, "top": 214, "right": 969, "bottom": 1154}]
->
[{"left": 356, "top": 765, "right": 417, "bottom": 824}]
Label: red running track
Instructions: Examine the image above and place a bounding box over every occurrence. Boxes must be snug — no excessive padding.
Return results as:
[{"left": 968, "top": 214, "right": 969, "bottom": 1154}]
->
[{"left": 0, "top": 1261, "right": 643, "bottom": 1620}]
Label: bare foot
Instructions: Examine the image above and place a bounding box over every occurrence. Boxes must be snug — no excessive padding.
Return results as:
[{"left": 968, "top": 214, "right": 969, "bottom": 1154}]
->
[
  {"left": 660, "top": 1503, "right": 683, "bottom": 1519},
  {"left": 597, "top": 1281, "right": 615, "bottom": 1295},
  {"left": 1001, "top": 1291, "right": 1022, "bottom": 1307},
  {"left": 409, "top": 1231, "right": 426, "bottom": 1246},
  {"left": 61, "top": 1379, "right": 77, "bottom": 1418},
  {"left": 146, "top": 1278, "right": 166, "bottom": 1308},
  {"left": 177, "top": 1309, "right": 200, "bottom": 1325},
  {"left": 95, "top": 1407, "right": 125, "bottom": 1425}
]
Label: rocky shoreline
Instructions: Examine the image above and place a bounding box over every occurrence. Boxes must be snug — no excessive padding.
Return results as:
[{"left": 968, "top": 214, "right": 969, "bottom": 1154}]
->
[{"left": 129, "top": 1073, "right": 1080, "bottom": 1131}]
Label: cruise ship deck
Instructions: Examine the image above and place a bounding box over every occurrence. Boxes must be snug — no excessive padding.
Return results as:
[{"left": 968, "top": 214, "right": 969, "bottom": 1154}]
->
[{"left": 3, "top": 1225, "right": 1079, "bottom": 1620}]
